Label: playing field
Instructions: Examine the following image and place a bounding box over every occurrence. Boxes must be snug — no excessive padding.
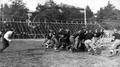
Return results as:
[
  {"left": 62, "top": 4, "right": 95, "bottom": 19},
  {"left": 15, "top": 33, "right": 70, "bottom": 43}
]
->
[{"left": 0, "top": 39, "right": 120, "bottom": 67}]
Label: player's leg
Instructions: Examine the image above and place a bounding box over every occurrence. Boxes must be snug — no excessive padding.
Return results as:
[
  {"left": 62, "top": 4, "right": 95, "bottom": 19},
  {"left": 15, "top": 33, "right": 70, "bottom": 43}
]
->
[
  {"left": 84, "top": 39, "right": 92, "bottom": 51},
  {"left": 88, "top": 38, "right": 99, "bottom": 55},
  {"left": 62, "top": 38, "right": 68, "bottom": 50},
  {"left": 44, "top": 39, "right": 51, "bottom": 48},
  {"left": 57, "top": 38, "right": 62, "bottom": 49},
  {"left": 116, "top": 44, "right": 120, "bottom": 55},
  {"left": 0, "top": 38, "right": 9, "bottom": 52},
  {"left": 74, "top": 36, "right": 79, "bottom": 49},
  {"left": 111, "top": 39, "right": 120, "bottom": 55},
  {"left": 65, "top": 37, "right": 71, "bottom": 50},
  {"left": 42, "top": 38, "right": 48, "bottom": 46},
  {"left": 52, "top": 37, "right": 59, "bottom": 50},
  {"left": 69, "top": 36, "right": 75, "bottom": 51},
  {"left": 109, "top": 39, "right": 119, "bottom": 55}
]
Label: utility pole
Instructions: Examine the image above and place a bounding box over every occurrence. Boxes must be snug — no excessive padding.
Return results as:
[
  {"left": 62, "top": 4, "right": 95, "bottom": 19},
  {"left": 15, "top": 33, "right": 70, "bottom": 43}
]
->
[
  {"left": 84, "top": 8, "right": 87, "bottom": 25},
  {"left": 79, "top": 8, "right": 86, "bottom": 25}
]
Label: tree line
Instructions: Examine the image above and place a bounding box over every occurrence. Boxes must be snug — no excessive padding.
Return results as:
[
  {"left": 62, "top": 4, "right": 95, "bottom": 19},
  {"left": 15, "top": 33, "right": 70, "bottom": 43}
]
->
[
  {"left": 0, "top": 0, "right": 120, "bottom": 23},
  {"left": 0, "top": 0, "right": 94, "bottom": 22}
]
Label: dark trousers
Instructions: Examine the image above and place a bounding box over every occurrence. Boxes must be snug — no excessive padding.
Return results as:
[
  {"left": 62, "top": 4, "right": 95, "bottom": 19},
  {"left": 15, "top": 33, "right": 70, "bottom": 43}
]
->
[
  {"left": 57, "top": 37, "right": 66, "bottom": 49},
  {"left": 1, "top": 38, "right": 9, "bottom": 52}
]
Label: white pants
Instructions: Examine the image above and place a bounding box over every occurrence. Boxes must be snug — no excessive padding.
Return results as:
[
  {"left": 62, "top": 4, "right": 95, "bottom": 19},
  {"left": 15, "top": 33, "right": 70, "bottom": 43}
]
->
[
  {"left": 84, "top": 37, "right": 100, "bottom": 50},
  {"left": 110, "top": 39, "right": 120, "bottom": 50},
  {"left": 84, "top": 39, "right": 96, "bottom": 50},
  {"left": 84, "top": 40, "right": 92, "bottom": 48}
]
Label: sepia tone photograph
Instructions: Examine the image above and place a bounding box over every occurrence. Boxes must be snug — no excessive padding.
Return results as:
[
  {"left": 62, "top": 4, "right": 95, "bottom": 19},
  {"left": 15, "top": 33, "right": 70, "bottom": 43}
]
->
[{"left": 0, "top": 0, "right": 120, "bottom": 67}]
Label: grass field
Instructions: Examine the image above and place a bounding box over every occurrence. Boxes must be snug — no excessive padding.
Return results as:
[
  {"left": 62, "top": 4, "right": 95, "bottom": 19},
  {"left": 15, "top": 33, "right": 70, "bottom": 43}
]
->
[{"left": 0, "top": 39, "right": 119, "bottom": 67}]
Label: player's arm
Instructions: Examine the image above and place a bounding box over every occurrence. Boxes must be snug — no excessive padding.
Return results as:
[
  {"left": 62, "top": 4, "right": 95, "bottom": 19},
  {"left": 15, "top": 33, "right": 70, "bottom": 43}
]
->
[
  {"left": 111, "top": 34, "right": 115, "bottom": 42},
  {"left": 4, "top": 35, "right": 11, "bottom": 42},
  {"left": 72, "top": 31, "right": 80, "bottom": 38}
]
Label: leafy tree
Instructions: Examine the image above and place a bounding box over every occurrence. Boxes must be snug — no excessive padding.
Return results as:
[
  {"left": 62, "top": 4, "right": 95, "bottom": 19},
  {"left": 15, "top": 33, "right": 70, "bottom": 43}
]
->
[
  {"left": 96, "top": 1, "right": 117, "bottom": 21},
  {"left": 10, "top": 0, "right": 29, "bottom": 21},
  {"left": 34, "top": 0, "right": 60, "bottom": 22},
  {"left": 0, "top": 4, "right": 10, "bottom": 20},
  {"left": 33, "top": 0, "right": 94, "bottom": 22},
  {"left": 86, "top": 5, "right": 94, "bottom": 22},
  {"left": 1, "top": 0, "right": 29, "bottom": 21}
]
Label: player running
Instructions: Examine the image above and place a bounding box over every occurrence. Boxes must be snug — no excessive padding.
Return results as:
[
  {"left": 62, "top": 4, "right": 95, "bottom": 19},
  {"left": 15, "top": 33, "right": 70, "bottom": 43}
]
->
[{"left": 0, "top": 30, "right": 14, "bottom": 52}]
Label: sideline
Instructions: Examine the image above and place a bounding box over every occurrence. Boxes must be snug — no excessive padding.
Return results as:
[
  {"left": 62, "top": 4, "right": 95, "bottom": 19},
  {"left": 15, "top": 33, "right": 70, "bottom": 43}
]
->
[{"left": 0, "top": 39, "right": 45, "bottom": 41}]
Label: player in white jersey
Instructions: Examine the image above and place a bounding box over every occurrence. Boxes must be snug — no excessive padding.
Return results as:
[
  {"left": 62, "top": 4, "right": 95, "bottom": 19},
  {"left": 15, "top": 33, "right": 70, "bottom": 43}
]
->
[{"left": 0, "top": 31, "right": 14, "bottom": 52}]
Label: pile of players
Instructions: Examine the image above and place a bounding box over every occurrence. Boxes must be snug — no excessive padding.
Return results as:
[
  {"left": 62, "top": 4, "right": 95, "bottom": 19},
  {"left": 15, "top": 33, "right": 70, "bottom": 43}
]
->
[{"left": 43, "top": 27, "right": 104, "bottom": 55}]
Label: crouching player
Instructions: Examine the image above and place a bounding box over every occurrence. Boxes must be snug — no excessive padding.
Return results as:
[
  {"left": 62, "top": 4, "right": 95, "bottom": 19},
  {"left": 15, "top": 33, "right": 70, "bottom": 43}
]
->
[
  {"left": 58, "top": 28, "right": 71, "bottom": 50},
  {"left": 84, "top": 30, "right": 102, "bottom": 55},
  {"left": 69, "top": 28, "right": 86, "bottom": 52},
  {"left": 109, "top": 29, "right": 120, "bottom": 56},
  {"left": 69, "top": 30, "right": 81, "bottom": 51},
  {"left": 43, "top": 30, "right": 55, "bottom": 48},
  {"left": 84, "top": 30, "right": 95, "bottom": 53},
  {"left": 0, "top": 30, "right": 14, "bottom": 52}
]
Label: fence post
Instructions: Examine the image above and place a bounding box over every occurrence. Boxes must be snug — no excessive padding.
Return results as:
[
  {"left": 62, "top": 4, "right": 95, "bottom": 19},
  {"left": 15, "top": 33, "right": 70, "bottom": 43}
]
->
[
  {"left": 84, "top": 8, "right": 87, "bottom": 25},
  {"left": 77, "top": 21, "right": 79, "bottom": 31},
  {"left": 44, "top": 19, "right": 48, "bottom": 34},
  {"left": 56, "top": 20, "right": 57, "bottom": 23}
]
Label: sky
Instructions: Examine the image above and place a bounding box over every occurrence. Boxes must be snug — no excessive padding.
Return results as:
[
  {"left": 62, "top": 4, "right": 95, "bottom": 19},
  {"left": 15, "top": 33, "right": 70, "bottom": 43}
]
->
[{"left": 0, "top": 0, "right": 120, "bottom": 13}]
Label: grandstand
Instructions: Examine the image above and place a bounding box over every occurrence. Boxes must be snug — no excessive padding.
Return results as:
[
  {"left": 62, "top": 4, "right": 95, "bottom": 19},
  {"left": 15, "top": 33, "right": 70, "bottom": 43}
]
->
[{"left": 0, "top": 21, "right": 102, "bottom": 39}]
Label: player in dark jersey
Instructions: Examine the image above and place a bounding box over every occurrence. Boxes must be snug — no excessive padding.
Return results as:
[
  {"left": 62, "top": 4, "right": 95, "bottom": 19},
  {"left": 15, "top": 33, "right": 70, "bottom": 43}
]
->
[
  {"left": 57, "top": 28, "right": 71, "bottom": 50},
  {"left": 84, "top": 30, "right": 94, "bottom": 40},
  {"left": 70, "top": 28, "right": 86, "bottom": 51},
  {"left": 69, "top": 30, "right": 81, "bottom": 51},
  {"left": 84, "top": 30, "right": 95, "bottom": 51},
  {"left": 56, "top": 28, "right": 65, "bottom": 50},
  {"left": 92, "top": 29, "right": 102, "bottom": 46},
  {"left": 64, "top": 29, "right": 71, "bottom": 50},
  {"left": 84, "top": 29, "right": 103, "bottom": 55},
  {"left": 43, "top": 29, "right": 56, "bottom": 48}
]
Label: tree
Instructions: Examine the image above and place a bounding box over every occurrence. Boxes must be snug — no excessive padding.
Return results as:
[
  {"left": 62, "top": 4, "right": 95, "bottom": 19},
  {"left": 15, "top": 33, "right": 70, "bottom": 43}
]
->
[
  {"left": 1, "top": 0, "right": 29, "bottom": 21},
  {"left": 0, "top": 4, "right": 11, "bottom": 20},
  {"left": 33, "top": 0, "right": 93, "bottom": 22},
  {"left": 96, "top": 8, "right": 104, "bottom": 22},
  {"left": 86, "top": 5, "right": 94, "bottom": 22},
  {"left": 10, "top": 0, "right": 29, "bottom": 21},
  {"left": 34, "top": 0, "right": 60, "bottom": 22},
  {"left": 96, "top": 1, "right": 117, "bottom": 21}
]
